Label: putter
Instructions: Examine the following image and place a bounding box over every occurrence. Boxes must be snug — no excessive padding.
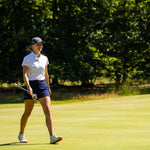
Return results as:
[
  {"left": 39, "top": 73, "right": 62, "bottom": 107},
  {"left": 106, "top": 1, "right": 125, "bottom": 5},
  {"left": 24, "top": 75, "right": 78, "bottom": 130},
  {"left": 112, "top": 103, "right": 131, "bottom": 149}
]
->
[{"left": 14, "top": 83, "right": 37, "bottom": 100}]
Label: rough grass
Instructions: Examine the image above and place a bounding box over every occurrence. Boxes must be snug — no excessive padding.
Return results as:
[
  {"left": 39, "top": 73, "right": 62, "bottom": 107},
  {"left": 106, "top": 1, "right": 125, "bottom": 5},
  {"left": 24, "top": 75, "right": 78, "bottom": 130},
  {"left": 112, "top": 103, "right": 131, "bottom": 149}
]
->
[
  {"left": 1, "top": 83, "right": 150, "bottom": 104},
  {"left": 0, "top": 84, "right": 116, "bottom": 104},
  {"left": 0, "top": 95, "right": 150, "bottom": 150}
]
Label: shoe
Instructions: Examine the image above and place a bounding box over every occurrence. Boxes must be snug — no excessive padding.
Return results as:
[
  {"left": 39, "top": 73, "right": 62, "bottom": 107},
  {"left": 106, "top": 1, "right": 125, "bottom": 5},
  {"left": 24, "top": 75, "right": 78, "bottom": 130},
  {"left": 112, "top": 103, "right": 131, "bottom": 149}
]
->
[
  {"left": 18, "top": 133, "right": 28, "bottom": 143},
  {"left": 50, "top": 135, "right": 62, "bottom": 144}
]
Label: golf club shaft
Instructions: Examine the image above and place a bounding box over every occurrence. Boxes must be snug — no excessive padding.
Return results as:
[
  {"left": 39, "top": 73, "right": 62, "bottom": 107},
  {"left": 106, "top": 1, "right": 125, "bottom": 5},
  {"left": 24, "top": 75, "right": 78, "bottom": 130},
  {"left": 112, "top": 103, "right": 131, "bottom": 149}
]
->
[
  {"left": 14, "top": 83, "right": 37, "bottom": 100},
  {"left": 14, "top": 83, "right": 27, "bottom": 92}
]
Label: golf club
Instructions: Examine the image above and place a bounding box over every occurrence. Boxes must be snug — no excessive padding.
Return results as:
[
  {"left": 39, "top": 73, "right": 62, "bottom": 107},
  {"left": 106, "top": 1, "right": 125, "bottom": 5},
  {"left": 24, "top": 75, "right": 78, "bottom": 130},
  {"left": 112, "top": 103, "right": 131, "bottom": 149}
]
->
[{"left": 14, "top": 83, "right": 37, "bottom": 100}]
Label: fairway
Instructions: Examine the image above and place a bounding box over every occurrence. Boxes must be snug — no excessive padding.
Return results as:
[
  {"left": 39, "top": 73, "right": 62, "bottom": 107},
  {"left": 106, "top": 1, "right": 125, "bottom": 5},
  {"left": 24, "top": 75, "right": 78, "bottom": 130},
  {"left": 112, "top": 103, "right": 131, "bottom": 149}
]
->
[{"left": 0, "top": 95, "right": 150, "bottom": 150}]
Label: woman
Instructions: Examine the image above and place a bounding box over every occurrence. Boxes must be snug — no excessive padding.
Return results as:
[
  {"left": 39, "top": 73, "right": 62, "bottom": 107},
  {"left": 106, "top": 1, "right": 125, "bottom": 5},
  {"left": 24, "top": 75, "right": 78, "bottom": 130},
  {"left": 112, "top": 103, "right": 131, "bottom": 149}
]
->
[{"left": 18, "top": 37, "right": 62, "bottom": 144}]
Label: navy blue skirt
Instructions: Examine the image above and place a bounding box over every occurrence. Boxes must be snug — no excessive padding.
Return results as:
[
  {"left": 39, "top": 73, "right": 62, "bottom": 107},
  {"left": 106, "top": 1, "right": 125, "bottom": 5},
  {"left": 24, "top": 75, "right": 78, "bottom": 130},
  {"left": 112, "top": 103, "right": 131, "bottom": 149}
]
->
[{"left": 24, "top": 80, "right": 50, "bottom": 100}]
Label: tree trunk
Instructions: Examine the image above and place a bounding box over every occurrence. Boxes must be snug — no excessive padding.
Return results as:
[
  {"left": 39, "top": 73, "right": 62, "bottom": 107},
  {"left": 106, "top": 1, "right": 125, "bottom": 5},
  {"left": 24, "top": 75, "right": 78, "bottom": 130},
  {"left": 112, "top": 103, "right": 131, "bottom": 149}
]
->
[
  {"left": 52, "top": 77, "right": 59, "bottom": 85},
  {"left": 122, "top": 72, "right": 128, "bottom": 85},
  {"left": 115, "top": 78, "right": 121, "bottom": 91},
  {"left": 52, "top": 0, "right": 57, "bottom": 21}
]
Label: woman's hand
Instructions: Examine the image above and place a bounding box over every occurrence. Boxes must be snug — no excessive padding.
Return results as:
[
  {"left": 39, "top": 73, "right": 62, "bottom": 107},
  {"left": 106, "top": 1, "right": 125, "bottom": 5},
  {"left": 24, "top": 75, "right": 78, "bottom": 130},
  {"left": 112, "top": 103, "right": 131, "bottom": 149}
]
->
[
  {"left": 49, "top": 88, "right": 52, "bottom": 95},
  {"left": 27, "top": 87, "right": 33, "bottom": 96}
]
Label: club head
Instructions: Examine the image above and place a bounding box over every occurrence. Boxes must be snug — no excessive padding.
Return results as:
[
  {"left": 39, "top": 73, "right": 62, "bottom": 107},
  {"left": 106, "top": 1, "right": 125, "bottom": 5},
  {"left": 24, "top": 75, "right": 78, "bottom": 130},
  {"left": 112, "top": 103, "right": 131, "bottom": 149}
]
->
[{"left": 32, "top": 94, "right": 37, "bottom": 100}]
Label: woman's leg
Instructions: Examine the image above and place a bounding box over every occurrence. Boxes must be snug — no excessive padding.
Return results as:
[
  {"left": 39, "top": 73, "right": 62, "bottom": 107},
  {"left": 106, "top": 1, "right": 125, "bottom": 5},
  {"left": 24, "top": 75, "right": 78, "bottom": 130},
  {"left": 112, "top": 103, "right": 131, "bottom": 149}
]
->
[
  {"left": 38, "top": 96, "right": 62, "bottom": 144},
  {"left": 39, "top": 96, "right": 54, "bottom": 136},
  {"left": 20, "top": 99, "right": 34, "bottom": 134}
]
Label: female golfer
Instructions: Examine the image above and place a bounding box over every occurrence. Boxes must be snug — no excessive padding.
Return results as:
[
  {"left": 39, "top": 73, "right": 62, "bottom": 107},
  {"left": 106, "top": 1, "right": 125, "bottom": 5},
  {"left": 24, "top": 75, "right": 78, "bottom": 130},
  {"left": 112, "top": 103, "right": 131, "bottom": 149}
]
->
[{"left": 18, "top": 37, "right": 62, "bottom": 144}]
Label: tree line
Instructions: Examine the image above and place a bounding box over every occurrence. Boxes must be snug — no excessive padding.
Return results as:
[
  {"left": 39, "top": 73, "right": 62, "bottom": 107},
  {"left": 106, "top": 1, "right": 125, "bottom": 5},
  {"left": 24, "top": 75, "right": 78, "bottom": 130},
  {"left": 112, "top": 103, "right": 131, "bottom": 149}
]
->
[{"left": 0, "top": 0, "right": 150, "bottom": 89}]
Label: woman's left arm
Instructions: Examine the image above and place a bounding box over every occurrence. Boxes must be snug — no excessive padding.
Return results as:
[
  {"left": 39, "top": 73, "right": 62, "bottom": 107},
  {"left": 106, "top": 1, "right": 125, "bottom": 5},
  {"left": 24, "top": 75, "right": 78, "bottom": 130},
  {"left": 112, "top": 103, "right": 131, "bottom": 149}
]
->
[{"left": 45, "top": 66, "right": 52, "bottom": 95}]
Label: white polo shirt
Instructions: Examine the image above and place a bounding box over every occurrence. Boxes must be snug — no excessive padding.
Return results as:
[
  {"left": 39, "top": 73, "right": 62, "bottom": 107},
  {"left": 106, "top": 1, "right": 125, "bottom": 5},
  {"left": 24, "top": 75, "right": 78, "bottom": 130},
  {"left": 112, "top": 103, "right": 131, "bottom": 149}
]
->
[{"left": 22, "top": 52, "right": 49, "bottom": 81}]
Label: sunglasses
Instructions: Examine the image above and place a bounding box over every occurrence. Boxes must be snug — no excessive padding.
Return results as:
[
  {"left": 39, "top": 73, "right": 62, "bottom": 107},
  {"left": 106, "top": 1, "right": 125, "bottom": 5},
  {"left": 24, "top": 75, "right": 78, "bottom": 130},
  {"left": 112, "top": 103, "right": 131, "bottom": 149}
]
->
[{"left": 36, "top": 42, "right": 43, "bottom": 46}]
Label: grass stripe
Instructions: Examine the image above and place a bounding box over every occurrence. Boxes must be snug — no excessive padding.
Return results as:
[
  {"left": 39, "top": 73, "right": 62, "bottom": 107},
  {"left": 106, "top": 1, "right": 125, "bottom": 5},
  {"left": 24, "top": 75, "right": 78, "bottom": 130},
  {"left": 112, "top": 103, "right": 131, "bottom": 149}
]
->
[{"left": 0, "top": 95, "right": 150, "bottom": 150}]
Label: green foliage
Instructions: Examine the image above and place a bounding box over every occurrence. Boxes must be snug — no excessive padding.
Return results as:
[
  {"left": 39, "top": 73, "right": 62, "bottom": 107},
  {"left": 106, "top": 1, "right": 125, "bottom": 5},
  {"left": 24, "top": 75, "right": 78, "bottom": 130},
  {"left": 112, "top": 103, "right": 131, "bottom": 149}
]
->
[
  {"left": 0, "top": 0, "right": 46, "bottom": 83},
  {"left": 93, "top": 0, "right": 150, "bottom": 87},
  {"left": 0, "top": 0, "right": 150, "bottom": 88}
]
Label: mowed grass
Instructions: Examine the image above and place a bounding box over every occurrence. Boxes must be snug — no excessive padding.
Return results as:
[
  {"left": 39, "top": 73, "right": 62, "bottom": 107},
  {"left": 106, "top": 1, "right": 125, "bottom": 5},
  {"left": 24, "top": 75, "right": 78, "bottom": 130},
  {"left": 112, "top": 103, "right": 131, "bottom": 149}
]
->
[{"left": 0, "top": 95, "right": 150, "bottom": 150}]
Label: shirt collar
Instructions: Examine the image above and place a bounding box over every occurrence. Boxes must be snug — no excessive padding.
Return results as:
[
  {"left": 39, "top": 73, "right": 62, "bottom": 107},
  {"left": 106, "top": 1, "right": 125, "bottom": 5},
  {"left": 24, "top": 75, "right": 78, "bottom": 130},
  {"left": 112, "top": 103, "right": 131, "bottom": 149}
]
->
[{"left": 31, "top": 52, "right": 41, "bottom": 59}]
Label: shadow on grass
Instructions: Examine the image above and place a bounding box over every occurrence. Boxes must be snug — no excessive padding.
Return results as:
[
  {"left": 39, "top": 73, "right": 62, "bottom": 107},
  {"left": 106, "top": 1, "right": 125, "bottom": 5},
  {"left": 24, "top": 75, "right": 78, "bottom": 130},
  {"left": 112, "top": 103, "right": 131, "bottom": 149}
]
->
[
  {"left": 0, "top": 84, "right": 113, "bottom": 104},
  {"left": 0, "top": 91, "right": 24, "bottom": 104},
  {"left": 0, "top": 84, "right": 150, "bottom": 104},
  {"left": 0, "top": 142, "right": 20, "bottom": 146},
  {"left": 0, "top": 142, "right": 57, "bottom": 146}
]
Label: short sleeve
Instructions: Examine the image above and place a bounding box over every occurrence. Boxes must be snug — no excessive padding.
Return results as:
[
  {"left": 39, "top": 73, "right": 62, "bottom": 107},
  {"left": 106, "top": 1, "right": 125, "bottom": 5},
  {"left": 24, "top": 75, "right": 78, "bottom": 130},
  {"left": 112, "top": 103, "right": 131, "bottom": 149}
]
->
[
  {"left": 22, "top": 57, "right": 29, "bottom": 67},
  {"left": 46, "top": 57, "right": 49, "bottom": 66}
]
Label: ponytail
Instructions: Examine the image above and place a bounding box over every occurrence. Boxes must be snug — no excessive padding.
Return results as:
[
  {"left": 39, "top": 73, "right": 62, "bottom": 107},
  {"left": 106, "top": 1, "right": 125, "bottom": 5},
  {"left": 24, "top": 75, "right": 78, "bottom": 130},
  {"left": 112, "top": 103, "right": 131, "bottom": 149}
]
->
[{"left": 26, "top": 45, "right": 32, "bottom": 51}]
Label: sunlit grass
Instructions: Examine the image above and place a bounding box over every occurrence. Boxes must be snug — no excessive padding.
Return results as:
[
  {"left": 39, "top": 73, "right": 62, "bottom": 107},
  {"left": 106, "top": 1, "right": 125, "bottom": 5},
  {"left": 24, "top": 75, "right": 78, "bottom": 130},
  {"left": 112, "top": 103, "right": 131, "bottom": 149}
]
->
[{"left": 0, "top": 95, "right": 150, "bottom": 150}]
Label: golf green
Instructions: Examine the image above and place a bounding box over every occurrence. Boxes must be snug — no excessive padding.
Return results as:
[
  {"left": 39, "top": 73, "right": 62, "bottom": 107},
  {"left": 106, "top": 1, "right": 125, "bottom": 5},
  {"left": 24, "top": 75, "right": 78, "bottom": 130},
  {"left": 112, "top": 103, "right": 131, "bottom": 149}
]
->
[{"left": 0, "top": 95, "right": 150, "bottom": 150}]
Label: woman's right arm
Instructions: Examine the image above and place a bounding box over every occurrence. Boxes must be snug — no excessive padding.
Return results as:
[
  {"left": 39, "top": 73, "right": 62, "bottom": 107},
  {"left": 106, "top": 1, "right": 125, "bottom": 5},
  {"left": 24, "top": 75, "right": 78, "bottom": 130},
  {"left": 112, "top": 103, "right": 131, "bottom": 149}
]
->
[{"left": 23, "top": 66, "right": 33, "bottom": 96}]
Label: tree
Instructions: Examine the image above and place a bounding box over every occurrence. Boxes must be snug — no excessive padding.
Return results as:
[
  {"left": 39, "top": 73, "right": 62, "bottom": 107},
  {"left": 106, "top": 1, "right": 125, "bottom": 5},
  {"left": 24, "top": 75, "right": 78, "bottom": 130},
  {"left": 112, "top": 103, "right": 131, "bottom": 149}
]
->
[
  {"left": 0, "top": 0, "right": 49, "bottom": 83},
  {"left": 0, "top": 0, "right": 150, "bottom": 88},
  {"left": 45, "top": 0, "right": 109, "bottom": 85},
  {"left": 132, "top": 0, "right": 150, "bottom": 81},
  {"left": 93, "top": 0, "right": 148, "bottom": 89}
]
